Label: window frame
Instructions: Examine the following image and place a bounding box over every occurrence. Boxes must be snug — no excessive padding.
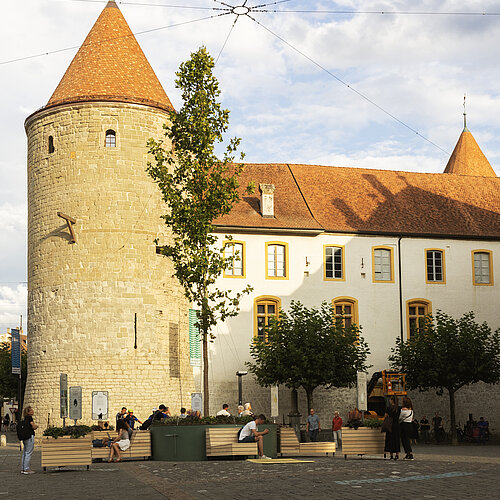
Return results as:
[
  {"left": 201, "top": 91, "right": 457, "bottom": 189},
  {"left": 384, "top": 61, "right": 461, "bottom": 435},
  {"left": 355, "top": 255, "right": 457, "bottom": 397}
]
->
[
  {"left": 472, "top": 250, "right": 494, "bottom": 286},
  {"left": 265, "top": 241, "right": 289, "bottom": 280},
  {"left": 332, "top": 296, "right": 358, "bottom": 328},
  {"left": 105, "top": 129, "right": 117, "bottom": 148},
  {"left": 254, "top": 295, "right": 281, "bottom": 341},
  {"left": 371, "top": 246, "right": 394, "bottom": 283},
  {"left": 223, "top": 240, "right": 246, "bottom": 279},
  {"left": 406, "top": 298, "right": 432, "bottom": 340},
  {"left": 323, "top": 245, "right": 345, "bottom": 281},
  {"left": 425, "top": 248, "right": 446, "bottom": 284}
]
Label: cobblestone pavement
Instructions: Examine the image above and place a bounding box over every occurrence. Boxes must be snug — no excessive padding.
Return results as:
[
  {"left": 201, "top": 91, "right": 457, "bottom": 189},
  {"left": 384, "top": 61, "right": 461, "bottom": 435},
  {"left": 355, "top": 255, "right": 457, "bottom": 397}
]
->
[{"left": 1, "top": 431, "right": 499, "bottom": 500}]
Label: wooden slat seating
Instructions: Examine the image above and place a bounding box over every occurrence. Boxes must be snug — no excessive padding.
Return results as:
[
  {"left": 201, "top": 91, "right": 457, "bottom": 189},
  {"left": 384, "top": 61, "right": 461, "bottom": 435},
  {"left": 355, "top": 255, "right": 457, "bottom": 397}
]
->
[
  {"left": 205, "top": 428, "right": 258, "bottom": 458},
  {"left": 41, "top": 435, "right": 92, "bottom": 471},
  {"left": 341, "top": 427, "right": 385, "bottom": 459},
  {"left": 91, "top": 430, "right": 151, "bottom": 461},
  {"left": 279, "top": 427, "right": 336, "bottom": 456}
]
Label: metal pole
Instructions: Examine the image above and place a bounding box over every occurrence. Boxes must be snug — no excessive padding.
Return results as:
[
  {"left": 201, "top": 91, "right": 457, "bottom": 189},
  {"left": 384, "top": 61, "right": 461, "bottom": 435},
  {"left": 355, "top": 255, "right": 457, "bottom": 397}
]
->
[
  {"left": 238, "top": 375, "right": 243, "bottom": 406},
  {"left": 18, "top": 315, "right": 23, "bottom": 416}
]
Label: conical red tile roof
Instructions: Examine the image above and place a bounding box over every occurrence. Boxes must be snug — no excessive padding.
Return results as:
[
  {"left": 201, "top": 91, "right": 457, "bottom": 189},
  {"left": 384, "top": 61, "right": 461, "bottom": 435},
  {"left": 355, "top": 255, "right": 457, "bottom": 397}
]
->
[
  {"left": 444, "top": 128, "right": 496, "bottom": 177},
  {"left": 46, "top": 1, "right": 173, "bottom": 111}
]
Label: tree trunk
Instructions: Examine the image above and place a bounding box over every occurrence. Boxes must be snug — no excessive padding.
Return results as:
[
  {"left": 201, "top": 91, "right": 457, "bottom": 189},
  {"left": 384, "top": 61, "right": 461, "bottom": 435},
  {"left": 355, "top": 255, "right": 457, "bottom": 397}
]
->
[
  {"left": 202, "top": 328, "right": 209, "bottom": 416},
  {"left": 448, "top": 388, "right": 457, "bottom": 445},
  {"left": 305, "top": 387, "right": 314, "bottom": 414}
]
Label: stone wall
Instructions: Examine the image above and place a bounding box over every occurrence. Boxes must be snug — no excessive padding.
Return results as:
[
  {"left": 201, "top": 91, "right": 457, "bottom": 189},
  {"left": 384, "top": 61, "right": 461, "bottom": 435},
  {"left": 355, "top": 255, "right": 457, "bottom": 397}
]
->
[
  {"left": 24, "top": 101, "right": 194, "bottom": 428},
  {"left": 209, "top": 378, "right": 500, "bottom": 432}
]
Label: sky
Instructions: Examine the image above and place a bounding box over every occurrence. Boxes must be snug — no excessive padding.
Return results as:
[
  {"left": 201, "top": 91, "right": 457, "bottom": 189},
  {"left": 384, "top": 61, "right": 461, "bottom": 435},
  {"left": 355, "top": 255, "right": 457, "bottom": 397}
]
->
[{"left": 1, "top": 0, "right": 500, "bottom": 331}]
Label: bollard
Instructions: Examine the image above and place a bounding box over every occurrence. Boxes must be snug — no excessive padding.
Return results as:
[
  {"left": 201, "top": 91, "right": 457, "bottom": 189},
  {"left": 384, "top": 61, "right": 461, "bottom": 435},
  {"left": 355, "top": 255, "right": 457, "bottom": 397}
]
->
[{"left": 0, "top": 434, "right": 6, "bottom": 447}]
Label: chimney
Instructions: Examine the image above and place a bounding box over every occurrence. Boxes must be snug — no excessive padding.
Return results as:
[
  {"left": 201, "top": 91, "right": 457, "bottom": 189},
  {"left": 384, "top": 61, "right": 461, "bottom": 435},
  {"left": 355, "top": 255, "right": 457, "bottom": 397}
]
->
[{"left": 259, "top": 184, "right": 275, "bottom": 218}]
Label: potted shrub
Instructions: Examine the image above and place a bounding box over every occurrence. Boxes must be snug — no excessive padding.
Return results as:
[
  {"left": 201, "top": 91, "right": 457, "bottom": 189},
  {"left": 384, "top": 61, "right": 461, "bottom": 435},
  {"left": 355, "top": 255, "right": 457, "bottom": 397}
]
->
[
  {"left": 151, "top": 415, "right": 277, "bottom": 461},
  {"left": 342, "top": 418, "right": 385, "bottom": 459},
  {"left": 41, "top": 425, "right": 93, "bottom": 471}
]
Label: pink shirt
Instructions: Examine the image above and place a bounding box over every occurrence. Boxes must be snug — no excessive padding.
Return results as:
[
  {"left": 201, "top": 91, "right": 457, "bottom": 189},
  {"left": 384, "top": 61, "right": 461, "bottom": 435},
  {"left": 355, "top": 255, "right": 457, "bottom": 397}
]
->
[{"left": 332, "top": 416, "right": 343, "bottom": 431}]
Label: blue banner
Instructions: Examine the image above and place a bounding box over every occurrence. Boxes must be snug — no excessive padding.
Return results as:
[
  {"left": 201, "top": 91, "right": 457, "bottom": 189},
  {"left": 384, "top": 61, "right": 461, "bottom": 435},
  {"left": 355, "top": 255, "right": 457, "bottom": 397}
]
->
[{"left": 11, "top": 328, "right": 21, "bottom": 375}]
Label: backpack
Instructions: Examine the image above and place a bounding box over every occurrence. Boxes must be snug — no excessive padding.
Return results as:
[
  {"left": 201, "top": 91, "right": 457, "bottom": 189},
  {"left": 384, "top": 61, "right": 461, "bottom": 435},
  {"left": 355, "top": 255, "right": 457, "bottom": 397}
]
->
[
  {"left": 140, "top": 416, "right": 153, "bottom": 430},
  {"left": 17, "top": 419, "right": 32, "bottom": 441},
  {"left": 237, "top": 426, "right": 244, "bottom": 441}
]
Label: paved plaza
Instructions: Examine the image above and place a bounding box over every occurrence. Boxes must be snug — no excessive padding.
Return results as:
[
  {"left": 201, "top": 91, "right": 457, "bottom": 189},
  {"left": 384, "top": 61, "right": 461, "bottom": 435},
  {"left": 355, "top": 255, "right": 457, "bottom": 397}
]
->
[{"left": 1, "top": 431, "right": 499, "bottom": 499}]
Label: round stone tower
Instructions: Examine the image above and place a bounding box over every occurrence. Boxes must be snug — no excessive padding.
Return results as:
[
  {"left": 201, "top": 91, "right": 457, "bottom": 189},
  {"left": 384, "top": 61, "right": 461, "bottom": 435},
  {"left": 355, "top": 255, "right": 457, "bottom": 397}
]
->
[{"left": 24, "top": 1, "right": 194, "bottom": 428}]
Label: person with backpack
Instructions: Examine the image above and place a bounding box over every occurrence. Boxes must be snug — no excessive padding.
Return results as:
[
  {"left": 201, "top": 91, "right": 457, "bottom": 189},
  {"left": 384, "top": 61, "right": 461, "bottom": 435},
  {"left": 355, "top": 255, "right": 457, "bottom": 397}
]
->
[{"left": 18, "top": 406, "right": 38, "bottom": 474}]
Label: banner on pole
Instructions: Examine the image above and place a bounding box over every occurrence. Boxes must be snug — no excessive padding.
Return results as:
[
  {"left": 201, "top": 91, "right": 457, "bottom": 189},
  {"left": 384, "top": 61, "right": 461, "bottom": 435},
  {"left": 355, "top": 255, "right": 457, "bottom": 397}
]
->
[
  {"left": 271, "top": 386, "right": 279, "bottom": 417},
  {"left": 11, "top": 329, "right": 21, "bottom": 375},
  {"left": 60, "top": 374, "right": 68, "bottom": 418},
  {"left": 357, "top": 371, "right": 367, "bottom": 411},
  {"left": 92, "top": 391, "right": 108, "bottom": 420}
]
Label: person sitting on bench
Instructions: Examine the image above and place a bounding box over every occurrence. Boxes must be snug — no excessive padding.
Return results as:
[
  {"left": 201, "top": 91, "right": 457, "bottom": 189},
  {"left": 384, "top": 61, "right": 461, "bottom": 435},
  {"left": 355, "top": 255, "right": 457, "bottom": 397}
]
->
[{"left": 238, "top": 414, "right": 270, "bottom": 459}]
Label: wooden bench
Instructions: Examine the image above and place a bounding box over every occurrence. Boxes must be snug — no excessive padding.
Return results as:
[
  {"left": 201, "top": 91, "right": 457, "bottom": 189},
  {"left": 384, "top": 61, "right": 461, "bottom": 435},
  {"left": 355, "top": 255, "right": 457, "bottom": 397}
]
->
[
  {"left": 205, "top": 428, "right": 258, "bottom": 458},
  {"left": 279, "top": 427, "right": 335, "bottom": 456},
  {"left": 41, "top": 436, "right": 92, "bottom": 471},
  {"left": 91, "top": 430, "right": 151, "bottom": 461}
]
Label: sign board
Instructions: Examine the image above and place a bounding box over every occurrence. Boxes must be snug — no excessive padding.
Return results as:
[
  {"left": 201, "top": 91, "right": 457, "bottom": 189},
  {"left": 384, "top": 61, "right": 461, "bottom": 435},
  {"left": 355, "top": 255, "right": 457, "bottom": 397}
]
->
[
  {"left": 60, "top": 374, "right": 68, "bottom": 418},
  {"left": 69, "top": 386, "right": 82, "bottom": 420},
  {"left": 357, "top": 371, "right": 368, "bottom": 412},
  {"left": 92, "top": 391, "right": 108, "bottom": 420},
  {"left": 191, "top": 392, "right": 202, "bottom": 414},
  {"left": 270, "top": 386, "right": 279, "bottom": 417},
  {"left": 11, "top": 329, "right": 21, "bottom": 375}
]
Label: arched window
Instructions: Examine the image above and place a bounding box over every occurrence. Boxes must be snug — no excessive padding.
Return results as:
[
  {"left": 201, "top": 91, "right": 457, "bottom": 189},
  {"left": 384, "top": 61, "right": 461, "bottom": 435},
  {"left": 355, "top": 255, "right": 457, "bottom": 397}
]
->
[
  {"left": 48, "top": 135, "right": 55, "bottom": 154},
  {"left": 332, "top": 297, "right": 358, "bottom": 328},
  {"left": 406, "top": 299, "right": 432, "bottom": 339},
  {"left": 254, "top": 296, "right": 281, "bottom": 341},
  {"left": 105, "top": 129, "right": 116, "bottom": 148}
]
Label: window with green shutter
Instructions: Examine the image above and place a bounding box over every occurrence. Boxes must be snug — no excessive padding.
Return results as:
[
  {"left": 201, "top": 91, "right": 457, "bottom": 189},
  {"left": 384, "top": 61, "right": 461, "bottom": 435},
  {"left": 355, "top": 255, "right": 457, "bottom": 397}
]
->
[{"left": 189, "top": 309, "right": 201, "bottom": 366}]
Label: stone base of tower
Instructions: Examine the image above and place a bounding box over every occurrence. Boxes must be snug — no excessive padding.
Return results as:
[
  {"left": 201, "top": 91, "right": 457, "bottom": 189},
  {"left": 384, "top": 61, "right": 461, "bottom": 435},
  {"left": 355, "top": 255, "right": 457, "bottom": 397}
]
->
[{"left": 23, "top": 353, "right": 195, "bottom": 430}]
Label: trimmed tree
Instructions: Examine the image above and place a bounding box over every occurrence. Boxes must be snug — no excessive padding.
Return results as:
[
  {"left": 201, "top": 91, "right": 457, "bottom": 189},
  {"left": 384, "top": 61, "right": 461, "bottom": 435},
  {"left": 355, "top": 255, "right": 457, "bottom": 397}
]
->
[
  {"left": 246, "top": 301, "right": 370, "bottom": 413},
  {"left": 147, "top": 47, "right": 252, "bottom": 415},
  {"left": 0, "top": 343, "right": 27, "bottom": 402},
  {"left": 389, "top": 310, "right": 500, "bottom": 445}
]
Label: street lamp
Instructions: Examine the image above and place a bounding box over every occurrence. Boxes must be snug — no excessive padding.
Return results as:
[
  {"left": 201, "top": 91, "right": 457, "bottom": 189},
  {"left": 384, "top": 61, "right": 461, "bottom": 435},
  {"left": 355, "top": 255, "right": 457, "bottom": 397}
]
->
[{"left": 236, "top": 371, "right": 248, "bottom": 406}]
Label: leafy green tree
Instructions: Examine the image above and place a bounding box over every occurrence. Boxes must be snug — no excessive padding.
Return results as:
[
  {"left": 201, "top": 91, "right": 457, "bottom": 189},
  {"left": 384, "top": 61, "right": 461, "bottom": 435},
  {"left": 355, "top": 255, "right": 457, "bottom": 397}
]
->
[
  {"left": 0, "top": 343, "right": 27, "bottom": 403},
  {"left": 247, "top": 301, "right": 370, "bottom": 413},
  {"left": 147, "top": 47, "right": 252, "bottom": 415},
  {"left": 389, "top": 310, "right": 500, "bottom": 444}
]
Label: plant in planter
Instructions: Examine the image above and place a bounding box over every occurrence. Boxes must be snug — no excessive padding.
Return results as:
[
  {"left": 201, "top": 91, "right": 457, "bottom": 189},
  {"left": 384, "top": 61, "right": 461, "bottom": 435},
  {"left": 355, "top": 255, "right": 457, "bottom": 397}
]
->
[
  {"left": 43, "top": 425, "right": 93, "bottom": 439},
  {"left": 154, "top": 415, "right": 255, "bottom": 426}
]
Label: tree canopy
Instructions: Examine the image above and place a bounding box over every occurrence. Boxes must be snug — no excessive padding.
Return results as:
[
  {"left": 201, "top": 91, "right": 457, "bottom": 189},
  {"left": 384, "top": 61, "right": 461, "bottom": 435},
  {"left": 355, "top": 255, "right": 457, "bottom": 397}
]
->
[
  {"left": 147, "top": 47, "right": 252, "bottom": 415},
  {"left": 246, "top": 301, "right": 370, "bottom": 412},
  {"left": 389, "top": 310, "right": 500, "bottom": 444}
]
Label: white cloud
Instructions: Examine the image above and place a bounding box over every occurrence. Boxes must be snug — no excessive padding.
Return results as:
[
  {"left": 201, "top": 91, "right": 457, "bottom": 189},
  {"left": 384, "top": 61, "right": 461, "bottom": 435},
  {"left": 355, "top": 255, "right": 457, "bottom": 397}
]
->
[{"left": 0, "top": 285, "right": 27, "bottom": 331}]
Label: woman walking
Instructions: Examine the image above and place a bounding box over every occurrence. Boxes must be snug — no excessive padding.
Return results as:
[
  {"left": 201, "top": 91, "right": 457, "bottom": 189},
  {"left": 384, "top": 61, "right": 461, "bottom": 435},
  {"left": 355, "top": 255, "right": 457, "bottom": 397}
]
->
[
  {"left": 20, "top": 406, "right": 38, "bottom": 474},
  {"left": 384, "top": 396, "right": 401, "bottom": 460},
  {"left": 400, "top": 397, "right": 415, "bottom": 460}
]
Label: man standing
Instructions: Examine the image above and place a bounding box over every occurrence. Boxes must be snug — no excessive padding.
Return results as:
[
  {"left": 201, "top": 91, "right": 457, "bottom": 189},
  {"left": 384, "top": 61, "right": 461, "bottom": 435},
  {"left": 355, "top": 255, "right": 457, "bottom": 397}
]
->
[
  {"left": 125, "top": 409, "right": 142, "bottom": 429},
  {"left": 238, "top": 414, "right": 270, "bottom": 459},
  {"left": 420, "top": 415, "right": 431, "bottom": 443},
  {"left": 216, "top": 404, "right": 230, "bottom": 416},
  {"left": 432, "top": 412, "right": 443, "bottom": 444},
  {"left": 332, "top": 411, "right": 342, "bottom": 447},
  {"left": 307, "top": 409, "right": 321, "bottom": 442}
]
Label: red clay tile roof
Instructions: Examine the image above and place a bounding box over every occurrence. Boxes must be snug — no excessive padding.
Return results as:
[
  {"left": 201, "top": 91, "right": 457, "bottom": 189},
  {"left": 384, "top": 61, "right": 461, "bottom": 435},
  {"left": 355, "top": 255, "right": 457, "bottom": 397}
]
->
[
  {"left": 212, "top": 164, "right": 322, "bottom": 231},
  {"left": 215, "top": 163, "right": 500, "bottom": 239},
  {"left": 46, "top": 1, "right": 173, "bottom": 111},
  {"left": 444, "top": 129, "right": 496, "bottom": 177}
]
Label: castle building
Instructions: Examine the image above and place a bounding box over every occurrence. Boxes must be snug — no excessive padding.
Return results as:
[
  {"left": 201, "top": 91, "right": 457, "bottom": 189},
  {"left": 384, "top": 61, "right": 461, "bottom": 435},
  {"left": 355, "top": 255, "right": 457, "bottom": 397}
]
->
[{"left": 25, "top": 1, "right": 499, "bottom": 428}]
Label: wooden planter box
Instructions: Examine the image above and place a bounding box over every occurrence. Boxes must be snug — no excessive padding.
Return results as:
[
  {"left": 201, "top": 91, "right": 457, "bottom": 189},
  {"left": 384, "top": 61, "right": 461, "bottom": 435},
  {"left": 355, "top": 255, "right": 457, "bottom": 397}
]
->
[
  {"left": 41, "top": 435, "right": 92, "bottom": 471},
  {"left": 341, "top": 427, "right": 385, "bottom": 459}
]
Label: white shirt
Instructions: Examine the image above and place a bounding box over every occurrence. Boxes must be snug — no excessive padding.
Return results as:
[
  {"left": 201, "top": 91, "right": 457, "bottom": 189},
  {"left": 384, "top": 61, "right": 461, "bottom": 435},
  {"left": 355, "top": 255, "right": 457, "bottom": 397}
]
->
[
  {"left": 216, "top": 409, "right": 230, "bottom": 416},
  {"left": 239, "top": 420, "right": 257, "bottom": 440},
  {"left": 399, "top": 409, "right": 414, "bottom": 423}
]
